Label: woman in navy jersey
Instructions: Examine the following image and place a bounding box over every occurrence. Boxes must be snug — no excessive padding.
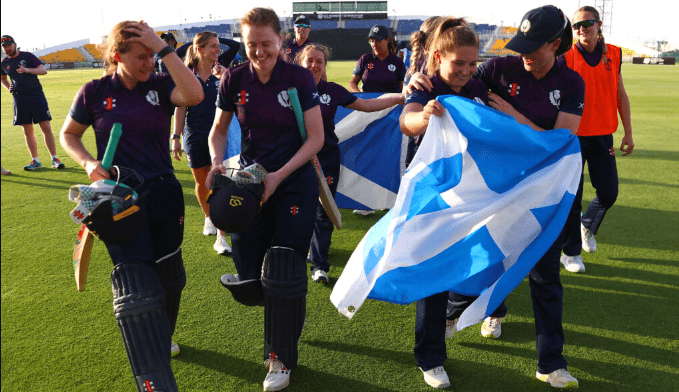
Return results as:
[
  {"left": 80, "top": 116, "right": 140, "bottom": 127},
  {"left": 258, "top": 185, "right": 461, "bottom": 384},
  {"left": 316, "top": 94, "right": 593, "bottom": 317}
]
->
[
  {"left": 349, "top": 24, "right": 407, "bottom": 93},
  {"left": 171, "top": 31, "right": 232, "bottom": 255},
  {"left": 407, "top": 6, "right": 584, "bottom": 389},
  {"left": 399, "top": 17, "right": 488, "bottom": 389},
  {"left": 295, "top": 44, "right": 404, "bottom": 283},
  {"left": 206, "top": 7, "right": 323, "bottom": 391},
  {"left": 60, "top": 21, "right": 204, "bottom": 392}
]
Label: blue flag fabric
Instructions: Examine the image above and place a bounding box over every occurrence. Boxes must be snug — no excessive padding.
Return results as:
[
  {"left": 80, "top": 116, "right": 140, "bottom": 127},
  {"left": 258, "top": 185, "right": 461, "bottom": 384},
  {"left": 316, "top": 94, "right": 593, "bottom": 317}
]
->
[
  {"left": 330, "top": 96, "right": 581, "bottom": 330},
  {"left": 223, "top": 93, "right": 407, "bottom": 210}
]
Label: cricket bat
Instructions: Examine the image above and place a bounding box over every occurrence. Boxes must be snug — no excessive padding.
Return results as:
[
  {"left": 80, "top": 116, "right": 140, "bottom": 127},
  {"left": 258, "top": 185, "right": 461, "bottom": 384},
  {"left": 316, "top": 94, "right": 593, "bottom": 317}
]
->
[
  {"left": 73, "top": 122, "right": 123, "bottom": 291},
  {"left": 288, "top": 88, "right": 342, "bottom": 229}
]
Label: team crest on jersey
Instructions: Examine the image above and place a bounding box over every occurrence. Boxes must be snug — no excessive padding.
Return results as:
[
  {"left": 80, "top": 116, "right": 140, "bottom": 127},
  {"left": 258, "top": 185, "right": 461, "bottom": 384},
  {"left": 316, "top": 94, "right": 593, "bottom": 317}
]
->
[
  {"left": 508, "top": 83, "right": 520, "bottom": 96},
  {"left": 277, "top": 90, "right": 291, "bottom": 108},
  {"left": 290, "top": 206, "right": 299, "bottom": 215},
  {"left": 320, "top": 94, "right": 331, "bottom": 105},
  {"left": 145, "top": 90, "right": 160, "bottom": 106},
  {"left": 368, "top": 63, "right": 374, "bottom": 70},
  {"left": 215, "top": 80, "right": 220, "bottom": 87},
  {"left": 549, "top": 90, "right": 561, "bottom": 108},
  {"left": 104, "top": 97, "right": 116, "bottom": 110},
  {"left": 236, "top": 90, "right": 249, "bottom": 104},
  {"left": 604, "top": 59, "right": 613, "bottom": 71},
  {"left": 388, "top": 64, "right": 396, "bottom": 72},
  {"left": 19, "top": 60, "right": 27, "bottom": 67}
]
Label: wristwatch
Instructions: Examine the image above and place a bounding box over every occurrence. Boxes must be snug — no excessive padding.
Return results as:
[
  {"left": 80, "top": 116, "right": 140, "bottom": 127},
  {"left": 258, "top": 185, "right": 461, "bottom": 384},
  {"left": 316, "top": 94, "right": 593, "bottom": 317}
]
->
[{"left": 171, "top": 134, "right": 181, "bottom": 140}]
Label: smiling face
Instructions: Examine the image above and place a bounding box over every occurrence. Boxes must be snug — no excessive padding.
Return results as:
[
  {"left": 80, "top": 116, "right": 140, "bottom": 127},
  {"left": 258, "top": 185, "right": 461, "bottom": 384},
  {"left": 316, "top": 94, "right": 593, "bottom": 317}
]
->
[
  {"left": 2, "top": 42, "right": 17, "bottom": 57},
  {"left": 242, "top": 23, "right": 282, "bottom": 76},
  {"left": 573, "top": 10, "right": 602, "bottom": 49},
  {"left": 520, "top": 40, "right": 559, "bottom": 78},
  {"left": 302, "top": 48, "right": 326, "bottom": 85},
  {"left": 294, "top": 23, "right": 310, "bottom": 43},
  {"left": 199, "top": 36, "right": 221, "bottom": 63},
  {"left": 117, "top": 42, "right": 155, "bottom": 83},
  {"left": 437, "top": 46, "right": 478, "bottom": 92}
]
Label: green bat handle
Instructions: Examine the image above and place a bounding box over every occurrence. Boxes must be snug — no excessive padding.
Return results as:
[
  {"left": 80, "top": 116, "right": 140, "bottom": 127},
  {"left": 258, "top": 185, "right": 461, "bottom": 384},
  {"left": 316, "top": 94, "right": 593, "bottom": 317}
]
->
[
  {"left": 287, "top": 88, "right": 307, "bottom": 141},
  {"left": 101, "top": 123, "right": 122, "bottom": 170}
]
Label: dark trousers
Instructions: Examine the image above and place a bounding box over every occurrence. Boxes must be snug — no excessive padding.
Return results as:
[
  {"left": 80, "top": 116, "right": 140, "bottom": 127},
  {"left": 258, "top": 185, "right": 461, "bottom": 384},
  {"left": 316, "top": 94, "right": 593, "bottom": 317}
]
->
[
  {"left": 563, "top": 135, "right": 618, "bottom": 256},
  {"left": 309, "top": 147, "right": 340, "bottom": 273},
  {"left": 418, "top": 234, "right": 568, "bottom": 374}
]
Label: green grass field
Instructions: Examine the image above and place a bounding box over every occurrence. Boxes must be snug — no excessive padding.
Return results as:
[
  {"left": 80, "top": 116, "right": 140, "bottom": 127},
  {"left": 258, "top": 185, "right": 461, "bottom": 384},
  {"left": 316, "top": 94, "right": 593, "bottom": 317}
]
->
[{"left": 2, "top": 62, "right": 678, "bottom": 392}]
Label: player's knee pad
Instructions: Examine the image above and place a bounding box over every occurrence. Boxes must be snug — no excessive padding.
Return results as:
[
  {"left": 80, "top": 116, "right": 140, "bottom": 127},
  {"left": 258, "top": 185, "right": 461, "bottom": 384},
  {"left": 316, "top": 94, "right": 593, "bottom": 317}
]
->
[
  {"left": 111, "top": 262, "right": 178, "bottom": 392},
  {"left": 261, "top": 247, "right": 307, "bottom": 368},
  {"left": 156, "top": 248, "right": 186, "bottom": 336}
]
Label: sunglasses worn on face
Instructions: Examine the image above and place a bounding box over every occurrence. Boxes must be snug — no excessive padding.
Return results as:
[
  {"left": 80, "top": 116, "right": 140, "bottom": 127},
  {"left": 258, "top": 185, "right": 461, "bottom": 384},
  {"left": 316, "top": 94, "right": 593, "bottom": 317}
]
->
[
  {"left": 572, "top": 20, "right": 598, "bottom": 29},
  {"left": 295, "top": 23, "right": 310, "bottom": 29}
]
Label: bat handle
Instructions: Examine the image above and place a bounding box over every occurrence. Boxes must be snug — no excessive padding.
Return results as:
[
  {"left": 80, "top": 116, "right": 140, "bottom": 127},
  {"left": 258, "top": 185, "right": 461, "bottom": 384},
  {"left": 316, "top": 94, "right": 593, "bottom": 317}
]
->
[
  {"left": 287, "top": 88, "right": 307, "bottom": 141},
  {"left": 101, "top": 123, "right": 122, "bottom": 170}
]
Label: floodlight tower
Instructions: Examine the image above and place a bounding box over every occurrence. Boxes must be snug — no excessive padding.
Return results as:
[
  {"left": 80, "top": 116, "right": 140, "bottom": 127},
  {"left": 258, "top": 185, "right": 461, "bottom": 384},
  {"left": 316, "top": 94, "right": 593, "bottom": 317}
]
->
[{"left": 592, "top": 0, "right": 613, "bottom": 37}]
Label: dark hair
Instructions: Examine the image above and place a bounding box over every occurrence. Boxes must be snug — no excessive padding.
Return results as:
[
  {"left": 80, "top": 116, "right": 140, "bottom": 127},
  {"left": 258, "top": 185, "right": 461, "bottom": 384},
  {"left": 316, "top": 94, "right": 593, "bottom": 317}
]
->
[
  {"left": 575, "top": 6, "right": 608, "bottom": 64},
  {"left": 553, "top": 9, "right": 573, "bottom": 57},
  {"left": 426, "top": 17, "right": 478, "bottom": 75}
]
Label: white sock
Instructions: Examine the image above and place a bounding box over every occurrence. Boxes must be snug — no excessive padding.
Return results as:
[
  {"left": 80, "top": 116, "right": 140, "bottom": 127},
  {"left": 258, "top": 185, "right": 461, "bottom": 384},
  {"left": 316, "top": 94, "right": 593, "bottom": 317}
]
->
[
  {"left": 33, "top": 157, "right": 40, "bottom": 163},
  {"left": 51, "top": 155, "right": 58, "bottom": 160}
]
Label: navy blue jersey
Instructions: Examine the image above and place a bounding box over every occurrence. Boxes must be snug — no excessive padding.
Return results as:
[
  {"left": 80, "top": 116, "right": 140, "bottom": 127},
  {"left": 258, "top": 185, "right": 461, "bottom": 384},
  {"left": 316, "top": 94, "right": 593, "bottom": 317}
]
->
[
  {"left": 475, "top": 56, "right": 585, "bottom": 130},
  {"left": 353, "top": 53, "right": 406, "bottom": 93},
  {"left": 175, "top": 38, "right": 241, "bottom": 68},
  {"left": 216, "top": 58, "right": 320, "bottom": 172},
  {"left": 1, "top": 51, "right": 44, "bottom": 95},
  {"left": 69, "top": 72, "right": 176, "bottom": 180},
  {"left": 284, "top": 39, "right": 314, "bottom": 63},
  {"left": 405, "top": 76, "right": 489, "bottom": 106},
  {"left": 317, "top": 80, "right": 358, "bottom": 155},
  {"left": 184, "top": 72, "right": 220, "bottom": 134}
]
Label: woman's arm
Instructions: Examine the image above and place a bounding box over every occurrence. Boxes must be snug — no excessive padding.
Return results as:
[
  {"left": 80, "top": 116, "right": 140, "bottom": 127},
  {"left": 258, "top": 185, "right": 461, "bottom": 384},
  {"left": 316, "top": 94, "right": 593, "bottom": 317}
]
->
[
  {"left": 205, "top": 108, "right": 234, "bottom": 187},
  {"left": 171, "top": 107, "right": 187, "bottom": 161},
  {"left": 60, "top": 116, "right": 111, "bottom": 181},
  {"left": 346, "top": 93, "right": 404, "bottom": 112},
  {"left": 348, "top": 74, "right": 362, "bottom": 93},
  {"left": 489, "top": 92, "right": 581, "bottom": 134},
  {"left": 617, "top": 75, "right": 634, "bottom": 155},
  {"left": 399, "top": 100, "right": 445, "bottom": 137}
]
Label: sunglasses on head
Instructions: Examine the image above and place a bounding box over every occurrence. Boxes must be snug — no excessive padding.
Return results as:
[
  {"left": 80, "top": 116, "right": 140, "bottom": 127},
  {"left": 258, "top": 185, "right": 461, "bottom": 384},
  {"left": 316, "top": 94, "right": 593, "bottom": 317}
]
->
[
  {"left": 2, "top": 37, "right": 13, "bottom": 43},
  {"left": 295, "top": 23, "right": 310, "bottom": 29},
  {"left": 572, "top": 20, "right": 598, "bottom": 29}
]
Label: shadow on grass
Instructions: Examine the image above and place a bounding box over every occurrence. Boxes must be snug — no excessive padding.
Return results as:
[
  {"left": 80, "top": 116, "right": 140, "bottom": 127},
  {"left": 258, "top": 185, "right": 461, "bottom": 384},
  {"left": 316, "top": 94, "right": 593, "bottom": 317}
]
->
[
  {"left": 591, "top": 204, "right": 679, "bottom": 251},
  {"left": 174, "top": 345, "right": 262, "bottom": 384},
  {"left": 609, "top": 256, "right": 679, "bottom": 269},
  {"left": 304, "top": 339, "right": 413, "bottom": 367},
  {"left": 293, "top": 365, "right": 399, "bottom": 392},
  {"left": 623, "top": 149, "right": 679, "bottom": 162}
]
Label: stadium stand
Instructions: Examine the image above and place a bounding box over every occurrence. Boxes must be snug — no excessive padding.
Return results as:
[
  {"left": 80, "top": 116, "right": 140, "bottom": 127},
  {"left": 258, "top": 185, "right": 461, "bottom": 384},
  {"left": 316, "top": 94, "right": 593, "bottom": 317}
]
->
[
  {"left": 397, "top": 19, "right": 422, "bottom": 36},
  {"left": 83, "top": 44, "right": 103, "bottom": 61},
  {"left": 311, "top": 20, "right": 340, "bottom": 30},
  {"left": 344, "top": 19, "right": 390, "bottom": 30}
]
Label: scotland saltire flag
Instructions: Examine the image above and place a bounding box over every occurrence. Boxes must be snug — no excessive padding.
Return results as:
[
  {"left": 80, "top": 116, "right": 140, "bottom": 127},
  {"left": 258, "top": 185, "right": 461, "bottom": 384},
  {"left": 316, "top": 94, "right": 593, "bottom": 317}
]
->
[
  {"left": 330, "top": 96, "right": 581, "bottom": 330},
  {"left": 224, "top": 93, "right": 407, "bottom": 210}
]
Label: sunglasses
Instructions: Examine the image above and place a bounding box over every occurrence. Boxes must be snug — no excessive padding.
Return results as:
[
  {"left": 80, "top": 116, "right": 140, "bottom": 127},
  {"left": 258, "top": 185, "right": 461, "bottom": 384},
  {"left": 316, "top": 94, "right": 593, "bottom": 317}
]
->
[
  {"left": 295, "top": 23, "right": 310, "bottom": 29},
  {"left": 572, "top": 20, "right": 598, "bottom": 29},
  {"left": 1, "top": 37, "right": 13, "bottom": 43}
]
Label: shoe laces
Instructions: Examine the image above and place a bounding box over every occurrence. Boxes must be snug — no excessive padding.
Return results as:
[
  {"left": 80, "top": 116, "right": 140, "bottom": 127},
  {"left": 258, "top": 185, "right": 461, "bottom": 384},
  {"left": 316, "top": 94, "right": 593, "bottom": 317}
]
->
[
  {"left": 264, "top": 354, "right": 288, "bottom": 373},
  {"left": 431, "top": 366, "right": 446, "bottom": 375},
  {"left": 486, "top": 317, "right": 501, "bottom": 327}
]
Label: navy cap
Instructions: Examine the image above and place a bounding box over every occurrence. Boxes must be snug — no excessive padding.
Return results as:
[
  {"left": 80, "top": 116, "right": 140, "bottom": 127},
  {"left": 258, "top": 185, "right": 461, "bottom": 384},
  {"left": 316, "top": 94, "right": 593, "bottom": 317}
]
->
[
  {"left": 367, "top": 25, "right": 390, "bottom": 41},
  {"left": 294, "top": 15, "right": 311, "bottom": 25},
  {"left": 1, "top": 35, "right": 16, "bottom": 46},
  {"left": 160, "top": 32, "right": 176, "bottom": 42},
  {"left": 208, "top": 174, "right": 264, "bottom": 233},
  {"left": 397, "top": 40, "right": 407, "bottom": 50},
  {"left": 506, "top": 5, "right": 567, "bottom": 54}
]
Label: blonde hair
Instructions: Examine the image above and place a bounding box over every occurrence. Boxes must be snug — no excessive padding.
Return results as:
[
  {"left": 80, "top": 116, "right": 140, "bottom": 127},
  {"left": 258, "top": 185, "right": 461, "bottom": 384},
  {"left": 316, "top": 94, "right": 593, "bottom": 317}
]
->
[
  {"left": 408, "top": 16, "right": 443, "bottom": 75},
  {"left": 576, "top": 6, "right": 608, "bottom": 65},
  {"left": 97, "top": 20, "right": 142, "bottom": 76},
  {"left": 425, "top": 17, "right": 478, "bottom": 75},
  {"left": 240, "top": 7, "right": 281, "bottom": 35},
  {"left": 184, "top": 31, "right": 218, "bottom": 68}
]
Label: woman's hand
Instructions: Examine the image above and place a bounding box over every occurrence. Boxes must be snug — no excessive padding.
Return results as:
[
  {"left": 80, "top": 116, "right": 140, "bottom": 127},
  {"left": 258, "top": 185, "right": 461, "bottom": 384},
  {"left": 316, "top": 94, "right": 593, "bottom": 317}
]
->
[
  {"left": 171, "top": 138, "right": 182, "bottom": 161},
  {"left": 212, "top": 63, "right": 226, "bottom": 79},
  {"left": 123, "top": 21, "right": 166, "bottom": 53},
  {"left": 84, "top": 160, "right": 112, "bottom": 182},
  {"left": 205, "top": 164, "right": 226, "bottom": 189},
  {"left": 261, "top": 171, "right": 284, "bottom": 204},
  {"left": 406, "top": 72, "right": 433, "bottom": 95},
  {"left": 488, "top": 92, "right": 522, "bottom": 119}
]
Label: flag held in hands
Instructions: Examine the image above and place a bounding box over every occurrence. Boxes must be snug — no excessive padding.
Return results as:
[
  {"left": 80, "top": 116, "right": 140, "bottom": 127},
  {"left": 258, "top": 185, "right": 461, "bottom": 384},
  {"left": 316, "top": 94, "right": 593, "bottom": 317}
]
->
[{"left": 330, "top": 95, "right": 581, "bottom": 330}]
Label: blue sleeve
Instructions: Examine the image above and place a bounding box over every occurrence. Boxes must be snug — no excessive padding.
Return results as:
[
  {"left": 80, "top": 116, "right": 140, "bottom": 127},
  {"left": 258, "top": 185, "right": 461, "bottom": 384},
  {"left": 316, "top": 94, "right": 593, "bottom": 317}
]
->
[
  {"left": 353, "top": 56, "right": 365, "bottom": 77},
  {"left": 559, "top": 71, "right": 585, "bottom": 116},
  {"left": 216, "top": 70, "right": 235, "bottom": 112},
  {"left": 176, "top": 42, "right": 191, "bottom": 59},
  {"left": 337, "top": 84, "right": 358, "bottom": 107},
  {"left": 404, "top": 88, "right": 432, "bottom": 107},
  {"left": 218, "top": 38, "right": 241, "bottom": 66},
  {"left": 69, "top": 84, "right": 94, "bottom": 126},
  {"left": 297, "top": 68, "right": 320, "bottom": 111}
]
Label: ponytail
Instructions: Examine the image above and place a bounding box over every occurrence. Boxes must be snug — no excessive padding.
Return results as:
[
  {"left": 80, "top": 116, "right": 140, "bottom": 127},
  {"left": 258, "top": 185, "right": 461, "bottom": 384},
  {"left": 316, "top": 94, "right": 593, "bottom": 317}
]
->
[
  {"left": 425, "top": 17, "right": 478, "bottom": 75},
  {"left": 184, "top": 31, "right": 218, "bottom": 69}
]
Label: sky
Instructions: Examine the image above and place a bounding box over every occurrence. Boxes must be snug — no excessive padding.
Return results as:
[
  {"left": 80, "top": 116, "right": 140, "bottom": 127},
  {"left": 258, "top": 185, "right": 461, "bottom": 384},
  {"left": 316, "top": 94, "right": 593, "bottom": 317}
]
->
[{"left": 2, "top": 0, "right": 676, "bottom": 53}]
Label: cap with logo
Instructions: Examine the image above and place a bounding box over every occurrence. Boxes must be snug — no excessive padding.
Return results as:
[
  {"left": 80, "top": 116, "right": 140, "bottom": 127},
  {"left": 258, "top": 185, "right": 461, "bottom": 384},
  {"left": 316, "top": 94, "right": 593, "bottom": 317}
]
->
[
  {"left": 1, "top": 35, "right": 16, "bottom": 46},
  {"left": 208, "top": 170, "right": 265, "bottom": 233},
  {"left": 367, "top": 25, "right": 390, "bottom": 41},
  {"left": 294, "top": 15, "right": 311, "bottom": 26},
  {"left": 505, "top": 5, "right": 567, "bottom": 54}
]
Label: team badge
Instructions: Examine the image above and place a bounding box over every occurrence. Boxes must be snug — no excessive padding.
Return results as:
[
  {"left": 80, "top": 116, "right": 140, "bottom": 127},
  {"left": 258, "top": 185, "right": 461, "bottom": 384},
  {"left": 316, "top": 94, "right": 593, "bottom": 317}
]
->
[
  {"left": 145, "top": 90, "right": 160, "bottom": 106},
  {"left": 388, "top": 64, "right": 396, "bottom": 72},
  {"left": 278, "top": 90, "right": 291, "bottom": 108},
  {"left": 104, "top": 97, "right": 116, "bottom": 110},
  {"left": 549, "top": 90, "right": 561, "bottom": 108},
  {"left": 368, "top": 63, "right": 374, "bottom": 70},
  {"left": 326, "top": 175, "right": 333, "bottom": 186},
  {"left": 290, "top": 206, "right": 299, "bottom": 215},
  {"left": 237, "top": 90, "right": 249, "bottom": 105},
  {"left": 609, "top": 147, "right": 615, "bottom": 157},
  {"left": 320, "top": 94, "right": 331, "bottom": 105},
  {"left": 508, "top": 83, "right": 520, "bottom": 97},
  {"left": 520, "top": 20, "right": 531, "bottom": 34}
]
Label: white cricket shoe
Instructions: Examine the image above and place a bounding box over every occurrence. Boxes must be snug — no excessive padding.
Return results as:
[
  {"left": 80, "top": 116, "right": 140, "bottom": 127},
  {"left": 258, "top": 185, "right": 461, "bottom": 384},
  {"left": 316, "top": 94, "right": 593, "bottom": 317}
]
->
[
  {"left": 263, "top": 354, "right": 291, "bottom": 391},
  {"left": 1, "top": 166, "right": 11, "bottom": 175},
  {"left": 203, "top": 216, "right": 217, "bottom": 236},
  {"left": 311, "top": 269, "right": 329, "bottom": 283},
  {"left": 214, "top": 233, "right": 232, "bottom": 255},
  {"left": 420, "top": 366, "right": 451, "bottom": 389},
  {"left": 352, "top": 209, "right": 375, "bottom": 216},
  {"left": 170, "top": 341, "right": 180, "bottom": 357},
  {"left": 581, "top": 223, "right": 597, "bottom": 253},
  {"left": 481, "top": 317, "right": 502, "bottom": 339},
  {"left": 445, "top": 318, "right": 458, "bottom": 339},
  {"left": 536, "top": 368, "right": 579, "bottom": 389},
  {"left": 560, "top": 254, "right": 586, "bottom": 273}
]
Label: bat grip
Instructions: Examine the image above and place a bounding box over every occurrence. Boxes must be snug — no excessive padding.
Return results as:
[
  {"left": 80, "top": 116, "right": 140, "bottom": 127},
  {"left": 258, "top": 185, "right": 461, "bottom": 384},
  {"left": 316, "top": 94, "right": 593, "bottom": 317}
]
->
[
  {"left": 101, "top": 123, "right": 122, "bottom": 170},
  {"left": 287, "top": 88, "right": 307, "bottom": 141}
]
